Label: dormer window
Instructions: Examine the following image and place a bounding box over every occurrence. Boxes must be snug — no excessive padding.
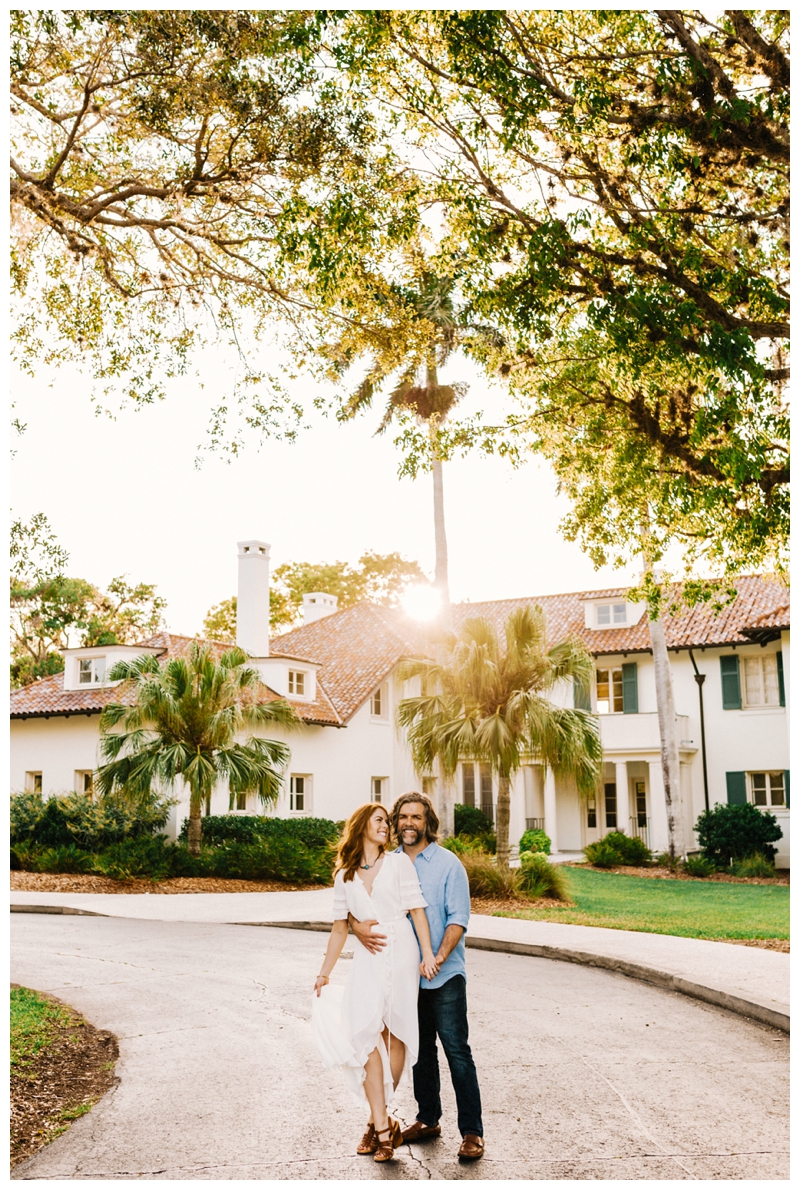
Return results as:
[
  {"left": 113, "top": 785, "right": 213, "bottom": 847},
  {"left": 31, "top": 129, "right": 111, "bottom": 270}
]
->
[
  {"left": 370, "top": 684, "right": 388, "bottom": 719},
  {"left": 288, "top": 670, "right": 306, "bottom": 697},
  {"left": 596, "top": 603, "right": 627, "bottom": 628},
  {"left": 78, "top": 657, "right": 106, "bottom": 685}
]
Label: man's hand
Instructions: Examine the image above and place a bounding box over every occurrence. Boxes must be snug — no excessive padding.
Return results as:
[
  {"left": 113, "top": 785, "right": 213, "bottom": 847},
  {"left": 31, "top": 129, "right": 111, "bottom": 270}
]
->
[{"left": 350, "top": 917, "right": 387, "bottom": 954}]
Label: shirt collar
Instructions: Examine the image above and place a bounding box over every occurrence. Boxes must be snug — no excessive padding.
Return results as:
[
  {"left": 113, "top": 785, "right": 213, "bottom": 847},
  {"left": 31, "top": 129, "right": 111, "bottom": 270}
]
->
[{"left": 397, "top": 841, "right": 437, "bottom": 861}]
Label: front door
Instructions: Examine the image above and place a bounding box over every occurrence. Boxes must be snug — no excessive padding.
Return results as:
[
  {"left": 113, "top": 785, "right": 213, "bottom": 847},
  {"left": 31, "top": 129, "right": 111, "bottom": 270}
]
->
[{"left": 631, "top": 779, "right": 649, "bottom": 846}]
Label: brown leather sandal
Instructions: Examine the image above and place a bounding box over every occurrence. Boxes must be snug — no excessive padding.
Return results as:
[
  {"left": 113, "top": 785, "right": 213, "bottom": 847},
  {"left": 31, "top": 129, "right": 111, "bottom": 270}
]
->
[
  {"left": 373, "top": 1118, "right": 402, "bottom": 1162},
  {"left": 357, "top": 1123, "right": 377, "bottom": 1155}
]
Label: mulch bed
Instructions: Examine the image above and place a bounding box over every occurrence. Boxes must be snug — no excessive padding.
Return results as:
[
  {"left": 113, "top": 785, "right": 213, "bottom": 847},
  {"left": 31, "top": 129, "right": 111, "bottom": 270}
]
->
[
  {"left": 11, "top": 987, "right": 119, "bottom": 1170},
  {"left": 471, "top": 894, "right": 575, "bottom": 914},
  {"left": 567, "top": 863, "right": 790, "bottom": 886},
  {"left": 11, "top": 872, "right": 329, "bottom": 895}
]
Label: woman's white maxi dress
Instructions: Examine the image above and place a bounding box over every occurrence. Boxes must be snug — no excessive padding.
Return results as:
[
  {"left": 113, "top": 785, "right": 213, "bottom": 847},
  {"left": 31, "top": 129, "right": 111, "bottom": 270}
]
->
[{"left": 311, "top": 851, "right": 428, "bottom": 1108}]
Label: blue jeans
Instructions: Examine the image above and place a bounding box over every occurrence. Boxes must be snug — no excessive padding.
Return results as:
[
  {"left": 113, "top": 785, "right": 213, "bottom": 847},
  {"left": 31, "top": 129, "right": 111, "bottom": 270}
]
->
[{"left": 413, "top": 974, "right": 483, "bottom": 1138}]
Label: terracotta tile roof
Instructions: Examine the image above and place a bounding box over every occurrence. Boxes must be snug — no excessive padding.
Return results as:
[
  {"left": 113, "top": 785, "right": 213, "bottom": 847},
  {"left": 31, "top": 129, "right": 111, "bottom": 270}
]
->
[
  {"left": 454, "top": 575, "right": 789, "bottom": 655},
  {"left": 10, "top": 632, "right": 342, "bottom": 727},
  {"left": 270, "top": 602, "right": 426, "bottom": 722},
  {"left": 11, "top": 576, "right": 787, "bottom": 721}
]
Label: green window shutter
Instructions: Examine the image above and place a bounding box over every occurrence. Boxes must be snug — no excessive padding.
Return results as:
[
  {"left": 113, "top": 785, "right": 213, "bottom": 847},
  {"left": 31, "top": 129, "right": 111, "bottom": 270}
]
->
[
  {"left": 785, "top": 770, "right": 790, "bottom": 809},
  {"left": 621, "top": 662, "right": 638, "bottom": 714},
  {"left": 720, "top": 655, "right": 741, "bottom": 709},
  {"left": 776, "top": 652, "right": 785, "bottom": 707},
  {"left": 725, "top": 771, "right": 747, "bottom": 805},
  {"left": 573, "top": 676, "right": 591, "bottom": 711}
]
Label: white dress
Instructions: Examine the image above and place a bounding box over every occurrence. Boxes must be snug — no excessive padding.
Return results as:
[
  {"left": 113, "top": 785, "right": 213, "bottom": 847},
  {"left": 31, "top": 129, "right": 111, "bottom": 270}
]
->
[{"left": 311, "top": 850, "right": 428, "bottom": 1108}]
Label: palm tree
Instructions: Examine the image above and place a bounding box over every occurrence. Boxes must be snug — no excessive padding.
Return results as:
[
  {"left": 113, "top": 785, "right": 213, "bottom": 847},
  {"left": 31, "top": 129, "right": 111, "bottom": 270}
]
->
[
  {"left": 95, "top": 642, "right": 300, "bottom": 854},
  {"left": 397, "top": 606, "right": 603, "bottom": 865},
  {"left": 339, "top": 270, "right": 499, "bottom": 630}
]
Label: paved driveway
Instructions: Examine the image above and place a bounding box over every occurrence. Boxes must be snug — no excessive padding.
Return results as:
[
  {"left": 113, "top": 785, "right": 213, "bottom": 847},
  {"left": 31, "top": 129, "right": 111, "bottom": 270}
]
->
[{"left": 12, "top": 915, "right": 789, "bottom": 1180}]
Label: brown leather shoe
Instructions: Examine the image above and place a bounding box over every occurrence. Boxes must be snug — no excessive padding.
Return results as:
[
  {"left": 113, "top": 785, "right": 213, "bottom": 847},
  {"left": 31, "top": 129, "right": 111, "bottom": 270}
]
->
[
  {"left": 458, "top": 1134, "right": 484, "bottom": 1160},
  {"left": 373, "top": 1118, "right": 402, "bottom": 1163},
  {"left": 401, "top": 1120, "right": 442, "bottom": 1144},
  {"left": 357, "top": 1123, "right": 377, "bottom": 1155}
]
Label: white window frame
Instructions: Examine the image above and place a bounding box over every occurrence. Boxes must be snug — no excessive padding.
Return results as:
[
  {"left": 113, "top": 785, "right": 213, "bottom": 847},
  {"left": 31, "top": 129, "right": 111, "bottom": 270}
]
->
[
  {"left": 596, "top": 667, "right": 624, "bottom": 714},
  {"left": 371, "top": 777, "right": 388, "bottom": 803},
  {"left": 748, "top": 771, "right": 786, "bottom": 809},
  {"left": 288, "top": 669, "right": 307, "bottom": 698},
  {"left": 370, "top": 683, "right": 388, "bottom": 719},
  {"left": 289, "top": 774, "right": 311, "bottom": 814},
  {"left": 26, "top": 772, "right": 43, "bottom": 793},
  {"left": 596, "top": 602, "right": 627, "bottom": 628},
  {"left": 78, "top": 656, "right": 106, "bottom": 685},
  {"left": 741, "top": 654, "right": 781, "bottom": 708},
  {"left": 75, "top": 770, "right": 94, "bottom": 796}
]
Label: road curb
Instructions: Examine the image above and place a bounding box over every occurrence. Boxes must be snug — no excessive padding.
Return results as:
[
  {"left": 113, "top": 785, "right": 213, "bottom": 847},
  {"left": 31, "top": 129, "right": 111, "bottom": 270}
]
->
[
  {"left": 235, "top": 919, "right": 790, "bottom": 1034},
  {"left": 13, "top": 906, "right": 788, "bottom": 1034}
]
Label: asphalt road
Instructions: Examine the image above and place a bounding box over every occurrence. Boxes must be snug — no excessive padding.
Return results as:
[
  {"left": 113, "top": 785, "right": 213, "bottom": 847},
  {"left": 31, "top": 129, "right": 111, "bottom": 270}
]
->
[{"left": 11, "top": 915, "right": 789, "bottom": 1181}]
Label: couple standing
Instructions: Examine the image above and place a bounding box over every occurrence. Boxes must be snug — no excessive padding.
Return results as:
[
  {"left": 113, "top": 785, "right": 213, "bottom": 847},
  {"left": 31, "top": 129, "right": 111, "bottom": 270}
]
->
[{"left": 312, "top": 792, "right": 484, "bottom": 1163}]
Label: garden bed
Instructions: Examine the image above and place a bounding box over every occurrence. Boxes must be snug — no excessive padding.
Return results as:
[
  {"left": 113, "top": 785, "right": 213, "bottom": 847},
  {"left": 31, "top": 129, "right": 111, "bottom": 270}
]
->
[
  {"left": 11, "top": 986, "right": 118, "bottom": 1170},
  {"left": 10, "top": 872, "right": 329, "bottom": 895},
  {"left": 571, "top": 863, "right": 789, "bottom": 886}
]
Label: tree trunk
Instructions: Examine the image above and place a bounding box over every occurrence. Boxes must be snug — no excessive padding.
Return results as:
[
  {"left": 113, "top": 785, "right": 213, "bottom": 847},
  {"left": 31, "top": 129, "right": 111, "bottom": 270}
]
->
[
  {"left": 648, "top": 613, "right": 686, "bottom": 861},
  {"left": 427, "top": 366, "right": 453, "bottom": 633},
  {"left": 496, "top": 773, "right": 511, "bottom": 869},
  {"left": 187, "top": 792, "right": 203, "bottom": 856},
  {"left": 438, "top": 766, "right": 456, "bottom": 839}
]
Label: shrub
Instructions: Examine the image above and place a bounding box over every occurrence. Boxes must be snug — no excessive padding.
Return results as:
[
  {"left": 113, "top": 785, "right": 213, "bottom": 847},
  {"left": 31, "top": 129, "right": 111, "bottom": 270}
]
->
[
  {"left": 518, "top": 852, "right": 569, "bottom": 900},
  {"left": 655, "top": 851, "right": 680, "bottom": 870},
  {"left": 458, "top": 852, "right": 523, "bottom": 900},
  {"left": 695, "top": 802, "right": 782, "bottom": 866},
  {"left": 729, "top": 853, "right": 776, "bottom": 879},
  {"left": 92, "top": 837, "right": 174, "bottom": 882},
  {"left": 440, "top": 835, "right": 492, "bottom": 856},
  {"left": 170, "top": 836, "right": 335, "bottom": 884},
  {"left": 601, "top": 831, "right": 651, "bottom": 866},
  {"left": 178, "top": 814, "right": 340, "bottom": 850},
  {"left": 682, "top": 855, "right": 717, "bottom": 878},
  {"left": 10, "top": 789, "right": 173, "bottom": 850},
  {"left": 518, "top": 828, "right": 551, "bottom": 856},
  {"left": 22, "top": 844, "right": 96, "bottom": 874},
  {"left": 584, "top": 839, "right": 624, "bottom": 868},
  {"left": 453, "top": 804, "right": 494, "bottom": 839}
]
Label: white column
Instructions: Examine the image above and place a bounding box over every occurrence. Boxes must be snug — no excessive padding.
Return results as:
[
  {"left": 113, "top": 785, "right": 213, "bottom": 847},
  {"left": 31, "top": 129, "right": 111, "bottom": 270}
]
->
[
  {"left": 615, "top": 761, "right": 630, "bottom": 835},
  {"left": 648, "top": 758, "right": 669, "bottom": 854},
  {"left": 543, "top": 766, "right": 559, "bottom": 854}
]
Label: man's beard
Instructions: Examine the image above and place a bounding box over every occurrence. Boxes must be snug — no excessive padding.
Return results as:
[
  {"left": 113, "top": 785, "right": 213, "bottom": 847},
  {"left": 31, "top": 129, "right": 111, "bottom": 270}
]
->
[{"left": 401, "top": 827, "right": 424, "bottom": 846}]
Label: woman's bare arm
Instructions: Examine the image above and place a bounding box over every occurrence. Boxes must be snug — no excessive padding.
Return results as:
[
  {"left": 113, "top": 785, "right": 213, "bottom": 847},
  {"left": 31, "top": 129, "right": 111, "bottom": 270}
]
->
[
  {"left": 409, "top": 907, "right": 438, "bottom": 981},
  {"left": 314, "top": 919, "right": 348, "bottom": 995}
]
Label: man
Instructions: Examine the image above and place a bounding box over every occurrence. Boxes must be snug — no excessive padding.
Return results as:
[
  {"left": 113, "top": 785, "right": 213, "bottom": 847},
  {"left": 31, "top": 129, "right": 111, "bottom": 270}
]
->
[{"left": 349, "top": 792, "right": 484, "bottom": 1161}]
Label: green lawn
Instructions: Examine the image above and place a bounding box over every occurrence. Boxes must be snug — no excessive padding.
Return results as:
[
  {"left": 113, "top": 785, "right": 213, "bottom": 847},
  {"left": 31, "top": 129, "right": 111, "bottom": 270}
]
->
[
  {"left": 498, "top": 866, "right": 789, "bottom": 940},
  {"left": 11, "top": 986, "right": 73, "bottom": 1070}
]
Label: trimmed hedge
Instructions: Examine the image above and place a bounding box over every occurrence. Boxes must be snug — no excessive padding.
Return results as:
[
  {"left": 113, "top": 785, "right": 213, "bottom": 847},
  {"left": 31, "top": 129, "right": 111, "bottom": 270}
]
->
[
  {"left": 454, "top": 804, "right": 494, "bottom": 838},
  {"left": 518, "top": 828, "right": 551, "bottom": 856},
  {"left": 178, "top": 814, "right": 340, "bottom": 850},
  {"left": 10, "top": 790, "right": 173, "bottom": 850}
]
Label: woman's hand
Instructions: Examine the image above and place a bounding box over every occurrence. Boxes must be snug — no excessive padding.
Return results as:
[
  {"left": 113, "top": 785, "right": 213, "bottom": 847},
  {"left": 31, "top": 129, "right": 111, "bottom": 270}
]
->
[
  {"left": 314, "top": 975, "right": 330, "bottom": 997},
  {"left": 420, "top": 953, "right": 439, "bottom": 982}
]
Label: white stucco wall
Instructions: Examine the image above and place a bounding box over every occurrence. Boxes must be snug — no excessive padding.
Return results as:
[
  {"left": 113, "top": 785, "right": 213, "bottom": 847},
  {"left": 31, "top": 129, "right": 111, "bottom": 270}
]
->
[{"left": 11, "top": 714, "right": 104, "bottom": 794}]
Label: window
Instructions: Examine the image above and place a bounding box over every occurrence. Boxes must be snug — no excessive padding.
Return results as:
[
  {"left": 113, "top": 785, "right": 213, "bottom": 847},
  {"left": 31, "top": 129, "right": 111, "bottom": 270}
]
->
[
  {"left": 26, "top": 772, "right": 42, "bottom": 794},
  {"left": 75, "top": 771, "right": 94, "bottom": 796},
  {"left": 370, "top": 684, "right": 387, "bottom": 718},
  {"left": 586, "top": 795, "right": 597, "bottom": 829},
  {"left": 289, "top": 775, "right": 310, "bottom": 813},
  {"left": 596, "top": 603, "right": 627, "bottom": 627},
  {"left": 235, "top": 791, "right": 248, "bottom": 811},
  {"left": 742, "top": 655, "right": 781, "bottom": 707},
  {"left": 604, "top": 782, "right": 617, "bottom": 829},
  {"left": 750, "top": 772, "right": 786, "bottom": 808},
  {"left": 288, "top": 670, "right": 306, "bottom": 697},
  {"left": 479, "top": 764, "right": 493, "bottom": 820},
  {"left": 634, "top": 780, "right": 647, "bottom": 828},
  {"left": 78, "top": 657, "right": 106, "bottom": 685},
  {"left": 371, "top": 777, "right": 388, "bottom": 803},
  {"left": 422, "top": 776, "right": 436, "bottom": 800},
  {"left": 596, "top": 668, "right": 623, "bottom": 713},
  {"left": 462, "top": 763, "right": 476, "bottom": 807}
]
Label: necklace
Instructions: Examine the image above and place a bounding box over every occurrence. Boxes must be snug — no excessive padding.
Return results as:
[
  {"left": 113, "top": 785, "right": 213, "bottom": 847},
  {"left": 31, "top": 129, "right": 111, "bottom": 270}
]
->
[{"left": 360, "top": 851, "right": 382, "bottom": 870}]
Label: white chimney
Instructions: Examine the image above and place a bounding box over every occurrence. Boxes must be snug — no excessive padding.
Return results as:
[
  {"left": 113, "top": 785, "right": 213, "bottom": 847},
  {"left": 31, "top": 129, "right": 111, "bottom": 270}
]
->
[
  {"left": 303, "top": 592, "right": 338, "bottom": 625},
  {"left": 237, "top": 540, "right": 271, "bottom": 657}
]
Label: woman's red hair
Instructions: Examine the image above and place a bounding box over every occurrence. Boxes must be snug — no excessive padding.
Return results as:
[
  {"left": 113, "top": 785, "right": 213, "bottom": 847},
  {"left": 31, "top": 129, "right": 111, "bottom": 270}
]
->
[{"left": 336, "top": 802, "right": 387, "bottom": 883}]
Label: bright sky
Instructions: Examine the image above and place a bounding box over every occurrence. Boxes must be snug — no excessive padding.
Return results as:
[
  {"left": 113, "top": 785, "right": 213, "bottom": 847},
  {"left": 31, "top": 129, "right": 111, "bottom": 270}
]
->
[{"left": 11, "top": 342, "right": 651, "bottom": 637}]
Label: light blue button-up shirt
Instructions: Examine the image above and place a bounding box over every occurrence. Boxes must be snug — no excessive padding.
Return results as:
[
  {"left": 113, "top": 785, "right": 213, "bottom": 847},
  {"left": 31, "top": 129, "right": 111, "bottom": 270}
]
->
[{"left": 400, "top": 842, "right": 471, "bottom": 989}]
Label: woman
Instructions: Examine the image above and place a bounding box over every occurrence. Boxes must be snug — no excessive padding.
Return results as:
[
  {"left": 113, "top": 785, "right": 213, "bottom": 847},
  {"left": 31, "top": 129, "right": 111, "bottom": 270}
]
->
[{"left": 312, "top": 803, "right": 437, "bottom": 1162}]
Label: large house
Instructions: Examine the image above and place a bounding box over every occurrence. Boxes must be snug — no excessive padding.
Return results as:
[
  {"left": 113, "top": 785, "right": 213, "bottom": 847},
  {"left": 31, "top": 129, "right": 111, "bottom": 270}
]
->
[{"left": 10, "top": 541, "right": 791, "bottom": 866}]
